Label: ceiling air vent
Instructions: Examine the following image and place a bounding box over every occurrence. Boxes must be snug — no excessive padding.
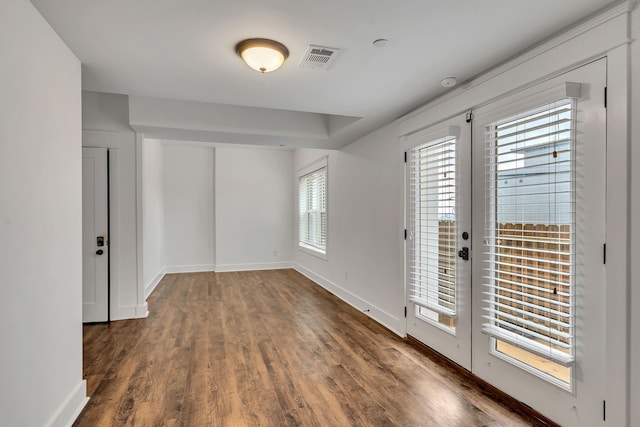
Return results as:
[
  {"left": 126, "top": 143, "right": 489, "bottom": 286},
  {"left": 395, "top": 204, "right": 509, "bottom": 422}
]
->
[{"left": 298, "top": 45, "right": 340, "bottom": 70}]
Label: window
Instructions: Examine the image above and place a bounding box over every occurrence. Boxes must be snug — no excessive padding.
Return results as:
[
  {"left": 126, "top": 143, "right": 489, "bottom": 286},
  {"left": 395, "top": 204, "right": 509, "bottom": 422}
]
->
[
  {"left": 298, "top": 157, "right": 327, "bottom": 255},
  {"left": 408, "top": 135, "right": 458, "bottom": 330},
  {"left": 482, "top": 99, "right": 576, "bottom": 384}
]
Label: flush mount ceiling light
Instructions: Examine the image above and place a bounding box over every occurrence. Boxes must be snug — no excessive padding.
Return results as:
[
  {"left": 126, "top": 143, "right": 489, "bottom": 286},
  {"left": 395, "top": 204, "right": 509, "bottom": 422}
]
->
[{"left": 236, "top": 38, "right": 289, "bottom": 73}]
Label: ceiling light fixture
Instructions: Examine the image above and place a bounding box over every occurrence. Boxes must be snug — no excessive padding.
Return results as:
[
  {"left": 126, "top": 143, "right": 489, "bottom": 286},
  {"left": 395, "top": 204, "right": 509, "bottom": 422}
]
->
[{"left": 236, "top": 38, "right": 289, "bottom": 73}]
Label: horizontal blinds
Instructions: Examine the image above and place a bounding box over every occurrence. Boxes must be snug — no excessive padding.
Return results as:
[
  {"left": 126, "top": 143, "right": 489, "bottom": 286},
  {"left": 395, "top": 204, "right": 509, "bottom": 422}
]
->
[
  {"left": 299, "top": 166, "right": 326, "bottom": 251},
  {"left": 409, "top": 136, "right": 457, "bottom": 317},
  {"left": 482, "top": 100, "right": 576, "bottom": 366}
]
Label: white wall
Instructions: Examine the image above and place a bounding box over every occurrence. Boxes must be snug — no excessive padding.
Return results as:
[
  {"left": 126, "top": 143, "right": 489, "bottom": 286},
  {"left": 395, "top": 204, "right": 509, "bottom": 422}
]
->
[
  {"left": 630, "top": 6, "right": 639, "bottom": 427},
  {"left": 142, "top": 138, "right": 165, "bottom": 296},
  {"left": 141, "top": 142, "right": 294, "bottom": 276},
  {"left": 216, "top": 146, "right": 294, "bottom": 271},
  {"left": 294, "top": 124, "right": 405, "bottom": 335},
  {"left": 82, "top": 91, "right": 146, "bottom": 319},
  {"left": 0, "top": 0, "right": 87, "bottom": 425},
  {"left": 163, "top": 143, "right": 215, "bottom": 272}
]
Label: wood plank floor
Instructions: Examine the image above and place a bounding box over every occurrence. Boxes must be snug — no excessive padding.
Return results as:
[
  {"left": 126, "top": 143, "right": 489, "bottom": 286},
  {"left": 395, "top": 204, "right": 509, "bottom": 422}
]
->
[{"left": 75, "top": 269, "right": 542, "bottom": 426}]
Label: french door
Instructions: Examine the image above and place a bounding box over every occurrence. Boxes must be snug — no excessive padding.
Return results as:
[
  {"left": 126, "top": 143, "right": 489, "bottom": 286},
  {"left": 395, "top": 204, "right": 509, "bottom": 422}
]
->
[
  {"left": 471, "top": 59, "right": 606, "bottom": 426},
  {"left": 405, "top": 113, "right": 472, "bottom": 370},
  {"left": 406, "top": 58, "right": 607, "bottom": 426}
]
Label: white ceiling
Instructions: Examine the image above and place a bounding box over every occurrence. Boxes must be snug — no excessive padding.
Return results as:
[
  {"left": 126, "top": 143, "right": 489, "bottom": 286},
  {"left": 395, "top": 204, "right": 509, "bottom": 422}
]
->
[{"left": 31, "top": 0, "right": 618, "bottom": 148}]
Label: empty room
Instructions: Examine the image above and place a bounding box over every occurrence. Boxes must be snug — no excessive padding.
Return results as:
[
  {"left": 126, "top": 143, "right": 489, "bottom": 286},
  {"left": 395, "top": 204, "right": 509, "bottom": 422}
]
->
[{"left": 1, "top": 0, "right": 639, "bottom": 426}]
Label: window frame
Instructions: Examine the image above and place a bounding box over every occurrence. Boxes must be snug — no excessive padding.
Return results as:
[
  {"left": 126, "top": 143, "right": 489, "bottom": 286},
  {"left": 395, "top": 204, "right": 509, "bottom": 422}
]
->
[
  {"left": 407, "top": 135, "right": 459, "bottom": 329},
  {"left": 297, "top": 156, "right": 328, "bottom": 259},
  {"left": 482, "top": 99, "right": 577, "bottom": 370},
  {"left": 473, "top": 82, "right": 587, "bottom": 393}
]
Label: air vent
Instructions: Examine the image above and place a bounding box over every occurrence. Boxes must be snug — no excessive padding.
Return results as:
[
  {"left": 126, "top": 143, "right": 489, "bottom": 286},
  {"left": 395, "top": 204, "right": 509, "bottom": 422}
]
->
[{"left": 298, "top": 45, "right": 340, "bottom": 70}]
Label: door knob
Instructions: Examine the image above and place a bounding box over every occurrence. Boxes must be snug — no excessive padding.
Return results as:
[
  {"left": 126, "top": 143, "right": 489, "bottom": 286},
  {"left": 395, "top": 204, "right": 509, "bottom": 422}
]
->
[{"left": 96, "top": 249, "right": 104, "bottom": 255}]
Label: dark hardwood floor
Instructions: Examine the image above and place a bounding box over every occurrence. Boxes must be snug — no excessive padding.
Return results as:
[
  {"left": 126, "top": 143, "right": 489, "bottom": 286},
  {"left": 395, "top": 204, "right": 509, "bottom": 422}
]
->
[{"left": 75, "top": 269, "right": 542, "bottom": 426}]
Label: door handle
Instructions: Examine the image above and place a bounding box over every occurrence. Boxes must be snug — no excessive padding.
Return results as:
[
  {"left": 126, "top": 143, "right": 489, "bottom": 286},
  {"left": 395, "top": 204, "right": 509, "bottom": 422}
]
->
[
  {"left": 96, "top": 249, "right": 104, "bottom": 255},
  {"left": 458, "top": 247, "right": 469, "bottom": 261}
]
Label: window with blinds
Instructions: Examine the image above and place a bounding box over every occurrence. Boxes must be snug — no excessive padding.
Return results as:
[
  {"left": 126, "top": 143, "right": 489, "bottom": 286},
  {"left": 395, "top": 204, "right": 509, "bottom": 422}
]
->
[
  {"left": 482, "top": 99, "right": 576, "bottom": 370},
  {"left": 298, "top": 165, "right": 327, "bottom": 253},
  {"left": 408, "top": 136, "right": 457, "bottom": 329}
]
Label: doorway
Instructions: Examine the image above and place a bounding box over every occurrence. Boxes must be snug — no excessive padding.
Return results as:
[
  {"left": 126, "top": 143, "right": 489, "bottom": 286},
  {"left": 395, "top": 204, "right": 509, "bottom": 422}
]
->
[
  {"left": 405, "top": 113, "right": 472, "bottom": 370},
  {"left": 406, "top": 59, "right": 607, "bottom": 426},
  {"left": 82, "top": 147, "right": 109, "bottom": 322}
]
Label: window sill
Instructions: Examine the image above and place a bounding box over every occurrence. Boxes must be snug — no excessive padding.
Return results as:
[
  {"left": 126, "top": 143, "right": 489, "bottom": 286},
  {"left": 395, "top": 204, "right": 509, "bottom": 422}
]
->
[{"left": 298, "top": 244, "right": 327, "bottom": 261}]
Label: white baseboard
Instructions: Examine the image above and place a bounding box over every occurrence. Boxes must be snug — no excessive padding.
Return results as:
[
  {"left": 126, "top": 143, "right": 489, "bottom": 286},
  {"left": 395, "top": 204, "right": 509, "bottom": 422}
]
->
[
  {"left": 46, "top": 379, "right": 88, "bottom": 427},
  {"left": 144, "top": 268, "right": 166, "bottom": 299},
  {"left": 215, "top": 261, "right": 293, "bottom": 272},
  {"left": 164, "top": 264, "right": 216, "bottom": 274},
  {"left": 111, "top": 303, "right": 149, "bottom": 321},
  {"left": 135, "top": 303, "right": 149, "bottom": 318},
  {"left": 293, "top": 264, "right": 405, "bottom": 337}
]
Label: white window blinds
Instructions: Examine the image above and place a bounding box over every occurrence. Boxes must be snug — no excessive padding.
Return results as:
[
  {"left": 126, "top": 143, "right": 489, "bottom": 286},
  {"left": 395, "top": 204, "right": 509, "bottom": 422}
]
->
[
  {"left": 408, "top": 136, "right": 457, "bottom": 317},
  {"left": 482, "top": 99, "right": 576, "bottom": 366},
  {"left": 298, "top": 165, "right": 327, "bottom": 252}
]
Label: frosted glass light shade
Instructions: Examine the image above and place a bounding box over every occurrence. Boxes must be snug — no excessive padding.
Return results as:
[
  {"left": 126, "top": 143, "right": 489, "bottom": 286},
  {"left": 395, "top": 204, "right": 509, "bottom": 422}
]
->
[{"left": 236, "top": 39, "right": 289, "bottom": 73}]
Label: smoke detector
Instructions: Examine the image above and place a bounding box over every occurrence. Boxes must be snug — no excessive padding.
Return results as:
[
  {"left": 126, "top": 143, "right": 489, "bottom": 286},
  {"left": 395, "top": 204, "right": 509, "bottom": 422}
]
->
[
  {"left": 298, "top": 45, "right": 340, "bottom": 70},
  {"left": 440, "top": 76, "right": 458, "bottom": 88}
]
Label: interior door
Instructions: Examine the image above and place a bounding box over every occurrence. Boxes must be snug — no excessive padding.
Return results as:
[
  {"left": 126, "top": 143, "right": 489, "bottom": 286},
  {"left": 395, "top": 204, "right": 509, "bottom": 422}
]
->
[
  {"left": 82, "top": 147, "right": 109, "bottom": 323},
  {"left": 471, "top": 59, "right": 606, "bottom": 426},
  {"left": 405, "top": 113, "right": 472, "bottom": 369}
]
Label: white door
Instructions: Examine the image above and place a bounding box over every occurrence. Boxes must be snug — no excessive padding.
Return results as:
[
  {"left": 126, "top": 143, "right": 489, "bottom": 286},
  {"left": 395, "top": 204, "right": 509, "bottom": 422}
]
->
[
  {"left": 471, "top": 59, "right": 606, "bottom": 426},
  {"left": 82, "top": 147, "right": 109, "bottom": 323},
  {"left": 405, "top": 113, "right": 472, "bottom": 369}
]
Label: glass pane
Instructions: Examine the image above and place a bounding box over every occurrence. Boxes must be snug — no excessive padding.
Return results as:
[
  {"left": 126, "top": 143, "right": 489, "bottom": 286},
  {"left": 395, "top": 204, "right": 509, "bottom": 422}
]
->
[
  {"left": 410, "top": 136, "right": 457, "bottom": 331},
  {"left": 417, "top": 306, "right": 456, "bottom": 330},
  {"left": 495, "top": 339, "right": 570, "bottom": 386},
  {"left": 486, "top": 100, "right": 575, "bottom": 385},
  {"left": 298, "top": 167, "right": 327, "bottom": 251}
]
